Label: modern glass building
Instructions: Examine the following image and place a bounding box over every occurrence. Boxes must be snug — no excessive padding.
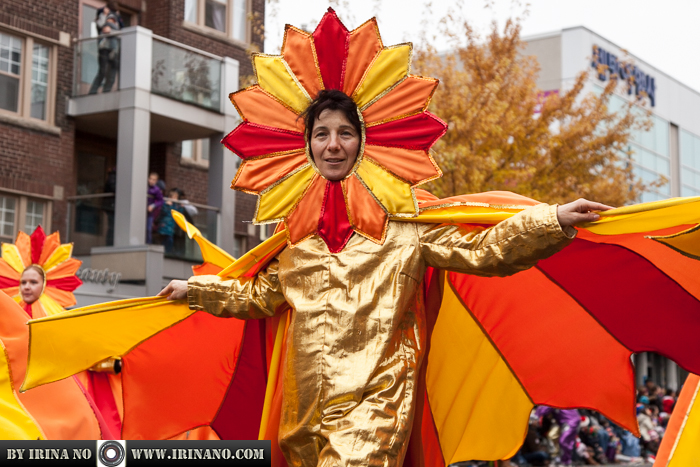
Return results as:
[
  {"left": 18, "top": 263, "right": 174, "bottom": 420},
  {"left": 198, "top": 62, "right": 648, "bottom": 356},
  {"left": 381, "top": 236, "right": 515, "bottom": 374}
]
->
[{"left": 524, "top": 26, "right": 700, "bottom": 390}]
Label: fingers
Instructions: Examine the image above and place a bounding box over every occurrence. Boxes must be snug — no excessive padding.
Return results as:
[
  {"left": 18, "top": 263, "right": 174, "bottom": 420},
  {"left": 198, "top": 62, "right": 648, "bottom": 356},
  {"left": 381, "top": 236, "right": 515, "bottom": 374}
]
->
[
  {"left": 157, "top": 284, "right": 173, "bottom": 297},
  {"left": 575, "top": 199, "right": 614, "bottom": 212}
]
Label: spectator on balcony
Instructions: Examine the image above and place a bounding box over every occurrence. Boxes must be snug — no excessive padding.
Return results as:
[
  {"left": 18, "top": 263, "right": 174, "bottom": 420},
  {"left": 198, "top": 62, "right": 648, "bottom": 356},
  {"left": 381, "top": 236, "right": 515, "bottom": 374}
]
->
[
  {"left": 158, "top": 188, "right": 185, "bottom": 254},
  {"left": 146, "top": 172, "right": 163, "bottom": 244},
  {"left": 89, "top": 2, "right": 122, "bottom": 94}
]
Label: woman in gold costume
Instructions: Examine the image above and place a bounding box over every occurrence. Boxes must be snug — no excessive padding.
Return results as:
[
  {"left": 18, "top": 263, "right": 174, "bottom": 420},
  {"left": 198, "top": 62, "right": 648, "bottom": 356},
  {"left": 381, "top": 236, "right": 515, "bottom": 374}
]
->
[{"left": 160, "top": 89, "right": 609, "bottom": 466}]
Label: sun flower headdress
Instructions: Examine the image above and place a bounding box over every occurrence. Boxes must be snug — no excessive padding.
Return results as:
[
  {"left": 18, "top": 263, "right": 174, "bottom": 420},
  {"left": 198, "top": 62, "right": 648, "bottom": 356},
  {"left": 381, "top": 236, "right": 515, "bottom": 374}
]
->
[
  {"left": 224, "top": 8, "right": 447, "bottom": 252},
  {"left": 0, "top": 226, "right": 82, "bottom": 317}
]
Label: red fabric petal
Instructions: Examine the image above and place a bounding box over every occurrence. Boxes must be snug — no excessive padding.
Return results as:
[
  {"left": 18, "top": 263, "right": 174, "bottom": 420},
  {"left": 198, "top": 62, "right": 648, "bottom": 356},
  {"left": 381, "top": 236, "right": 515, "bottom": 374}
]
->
[
  {"left": 365, "top": 112, "right": 447, "bottom": 151},
  {"left": 312, "top": 8, "right": 349, "bottom": 91},
  {"left": 317, "top": 180, "right": 353, "bottom": 253},
  {"left": 222, "top": 122, "right": 305, "bottom": 160},
  {"left": 538, "top": 238, "right": 700, "bottom": 375},
  {"left": 46, "top": 275, "right": 83, "bottom": 292},
  {"left": 0, "top": 277, "right": 19, "bottom": 289},
  {"left": 30, "top": 225, "right": 46, "bottom": 265}
]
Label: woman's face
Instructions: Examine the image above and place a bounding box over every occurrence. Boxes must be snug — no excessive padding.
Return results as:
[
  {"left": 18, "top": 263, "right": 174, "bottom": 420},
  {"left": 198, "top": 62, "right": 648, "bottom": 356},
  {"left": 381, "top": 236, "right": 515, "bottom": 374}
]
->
[
  {"left": 20, "top": 268, "right": 44, "bottom": 305},
  {"left": 310, "top": 109, "right": 360, "bottom": 181}
]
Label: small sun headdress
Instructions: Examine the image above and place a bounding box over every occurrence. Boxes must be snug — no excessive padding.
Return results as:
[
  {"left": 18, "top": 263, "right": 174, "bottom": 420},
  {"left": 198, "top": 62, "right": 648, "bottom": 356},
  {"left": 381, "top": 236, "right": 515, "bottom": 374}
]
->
[
  {"left": 224, "top": 8, "right": 447, "bottom": 252},
  {"left": 0, "top": 226, "right": 82, "bottom": 317}
]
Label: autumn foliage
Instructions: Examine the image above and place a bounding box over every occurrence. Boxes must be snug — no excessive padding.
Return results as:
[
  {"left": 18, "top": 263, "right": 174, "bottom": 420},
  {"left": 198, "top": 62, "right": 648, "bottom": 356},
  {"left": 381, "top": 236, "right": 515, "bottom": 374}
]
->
[{"left": 414, "top": 14, "right": 654, "bottom": 206}]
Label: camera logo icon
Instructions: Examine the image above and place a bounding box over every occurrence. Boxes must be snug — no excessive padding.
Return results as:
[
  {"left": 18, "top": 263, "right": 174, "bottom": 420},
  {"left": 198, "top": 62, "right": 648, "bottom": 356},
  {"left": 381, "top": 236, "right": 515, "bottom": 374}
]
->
[{"left": 98, "top": 441, "right": 126, "bottom": 467}]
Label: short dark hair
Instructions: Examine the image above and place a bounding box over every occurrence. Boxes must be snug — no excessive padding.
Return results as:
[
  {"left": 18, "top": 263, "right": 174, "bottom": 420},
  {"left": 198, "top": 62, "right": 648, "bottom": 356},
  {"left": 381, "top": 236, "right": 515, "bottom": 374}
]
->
[{"left": 301, "top": 90, "right": 362, "bottom": 147}]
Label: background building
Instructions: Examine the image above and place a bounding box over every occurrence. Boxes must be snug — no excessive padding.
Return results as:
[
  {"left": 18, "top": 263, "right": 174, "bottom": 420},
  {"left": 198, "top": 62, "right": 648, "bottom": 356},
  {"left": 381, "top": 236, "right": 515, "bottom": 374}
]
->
[
  {"left": 524, "top": 26, "right": 700, "bottom": 390},
  {"left": 0, "top": 0, "right": 269, "bottom": 303}
]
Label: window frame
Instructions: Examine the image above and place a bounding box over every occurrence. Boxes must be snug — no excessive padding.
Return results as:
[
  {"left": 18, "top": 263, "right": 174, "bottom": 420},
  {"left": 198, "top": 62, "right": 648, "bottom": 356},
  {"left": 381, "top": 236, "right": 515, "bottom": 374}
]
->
[
  {"left": 0, "top": 190, "right": 53, "bottom": 244},
  {"left": 183, "top": 0, "right": 251, "bottom": 45},
  {"left": 0, "top": 28, "right": 57, "bottom": 126},
  {"left": 180, "top": 138, "right": 210, "bottom": 169}
]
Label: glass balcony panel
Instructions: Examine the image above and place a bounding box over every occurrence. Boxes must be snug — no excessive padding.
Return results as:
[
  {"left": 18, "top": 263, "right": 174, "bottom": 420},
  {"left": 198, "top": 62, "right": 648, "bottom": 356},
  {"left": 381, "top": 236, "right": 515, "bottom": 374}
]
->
[{"left": 151, "top": 38, "right": 221, "bottom": 112}]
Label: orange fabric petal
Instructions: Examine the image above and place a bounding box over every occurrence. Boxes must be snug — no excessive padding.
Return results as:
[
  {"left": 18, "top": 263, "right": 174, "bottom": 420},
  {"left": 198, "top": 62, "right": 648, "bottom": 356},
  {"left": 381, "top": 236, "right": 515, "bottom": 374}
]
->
[
  {"left": 2, "top": 286, "right": 19, "bottom": 298},
  {"left": 231, "top": 85, "right": 304, "bottom": 132},
  {"left": 364, "top": 145, "right": 440, "bottom": 185},
  {"left": 282, "top": 26, "right": 323, "bottom": 98},
  {"left": 344, "top": 175, "right": 388, "bottom": 242},
  {"left": 233, "top": 151, "right": 309, "bottom": 194},
  {"left": 15, "top": 231, "right": 31, "bottom": 269},
  {"left": 343, "top": 18, "right": 382, "bottom": 96},
  {"left": 38, "top": 232, "right": 61, "bottom": 265},
  {"left": 0, "top": 258, "right": 20, "bottom": 280},
  {"left": 192, "top": 263, "right": 224, "bottom": 276},
  {"left": 362, "top": 76, "right": 438, "bottom": 125},
  {"left": 286, "top": 175, "right": 326, "bottom": 244},
  {"left": 45, "top": 258, "right": 82, "bottom": 280},
  {"left": 44, "top": 286, "right": 77, "bottom": 307}
]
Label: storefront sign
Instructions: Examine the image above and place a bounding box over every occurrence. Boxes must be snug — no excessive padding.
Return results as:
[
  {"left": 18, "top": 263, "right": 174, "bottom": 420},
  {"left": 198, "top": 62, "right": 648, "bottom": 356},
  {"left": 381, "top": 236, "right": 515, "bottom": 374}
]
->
[
  {"left": 77, "top": 268, "right": 121, "bottom": 293},
  {"left": 592, "top": 45, "right": 656, "bottom": 106}
]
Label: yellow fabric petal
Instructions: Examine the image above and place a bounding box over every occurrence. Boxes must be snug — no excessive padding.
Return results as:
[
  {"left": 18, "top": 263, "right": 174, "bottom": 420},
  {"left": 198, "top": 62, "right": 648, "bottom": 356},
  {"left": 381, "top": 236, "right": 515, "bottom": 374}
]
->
[
  {"left": 38, "top": 295, "right": 65, "bottom": 317},
  {"left": 21, "top": 297, "right": 194, "bottom": 392},
  {"left": 427, "top": 277, "right": 533, "bottom": 463},
  {"left": 254, "top": 54, "right": 311, "bottom": 114},
  {"left": 256, "top": 165, "right": 315, "bottom": 223},
  {"left": 355, "top": 160, "right": 416, "bottom": 215},
  {"left": 42, "top": 244, "right": 73, "bottom": 272},
  {"left": 410, "top": 206, "right": 522, "bottom": 225},
  {"left": 1, "top": 244, "right": 26, "bottom": 274},
  {"left": 173, "top": 211, "right": 234, "bottom": 269},
  {"left": 668, "top": 379, "right": 700, "bottom": 466},
  {"left": 582, "top": 196, "right": 700, "bottom": 235},
  {"left": 353, "top": 44, "right": 411, "bottom": 109},
  {"left": 0, "top": 340, "right": 45, "bottom": 439}
]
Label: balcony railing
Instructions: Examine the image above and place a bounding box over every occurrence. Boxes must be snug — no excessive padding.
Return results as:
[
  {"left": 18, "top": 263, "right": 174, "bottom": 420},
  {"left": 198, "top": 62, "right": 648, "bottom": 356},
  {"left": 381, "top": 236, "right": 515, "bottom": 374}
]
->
[
  {"left": 66, "top": 193, "right": 219, "bottom": 262},
  {"left": 73, "top": 33, "right": 122, "bottom": 97},
  {"left": 151, "top": 36, "right": 222, "bottom": 112}
]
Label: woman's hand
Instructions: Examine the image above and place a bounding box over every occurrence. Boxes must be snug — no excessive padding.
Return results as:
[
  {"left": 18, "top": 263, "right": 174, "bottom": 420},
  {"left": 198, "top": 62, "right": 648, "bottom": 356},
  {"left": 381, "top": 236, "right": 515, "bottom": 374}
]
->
[
  {"left": 557, "top": 199, "right": 614, "bottom": 228},
  {"left": 158, "top": 280, "right": 188, "bottom": 300}
]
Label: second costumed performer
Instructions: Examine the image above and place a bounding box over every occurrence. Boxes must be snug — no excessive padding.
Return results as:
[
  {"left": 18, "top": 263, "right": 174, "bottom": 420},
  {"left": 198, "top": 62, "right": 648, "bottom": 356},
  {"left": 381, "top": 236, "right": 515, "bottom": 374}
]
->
[{"left": 160, "top": 9, "right": 611, "bottom": 466}]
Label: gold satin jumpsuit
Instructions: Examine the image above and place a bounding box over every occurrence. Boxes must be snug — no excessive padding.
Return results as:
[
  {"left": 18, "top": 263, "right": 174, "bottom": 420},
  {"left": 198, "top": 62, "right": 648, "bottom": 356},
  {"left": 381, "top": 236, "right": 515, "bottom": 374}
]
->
[{"left": 188, "top": 204, "right": 575, "bottom": 467}]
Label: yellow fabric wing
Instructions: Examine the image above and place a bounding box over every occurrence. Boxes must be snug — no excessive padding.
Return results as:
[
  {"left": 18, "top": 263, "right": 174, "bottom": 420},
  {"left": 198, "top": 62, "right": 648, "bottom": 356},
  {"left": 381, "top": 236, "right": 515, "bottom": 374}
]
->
[
  {"left": 0, "top": 340, "right": 44, "bottom": 439},
  {"left": 172, "top": 211, "right": 235, "bottom": 269},
  {"left": 21, "top": 297, "right": 194, "bottom": 392},
  {"left": 426, "top": 275, "right": 533, "bottom": 463}
]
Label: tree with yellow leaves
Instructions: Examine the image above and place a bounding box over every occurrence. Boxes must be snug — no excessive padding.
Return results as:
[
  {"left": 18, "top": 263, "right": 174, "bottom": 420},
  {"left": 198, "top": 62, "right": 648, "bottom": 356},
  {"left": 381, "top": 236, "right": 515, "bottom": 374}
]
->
[{"left": 415, "top": 12, "right": 656, "bottom": 206}]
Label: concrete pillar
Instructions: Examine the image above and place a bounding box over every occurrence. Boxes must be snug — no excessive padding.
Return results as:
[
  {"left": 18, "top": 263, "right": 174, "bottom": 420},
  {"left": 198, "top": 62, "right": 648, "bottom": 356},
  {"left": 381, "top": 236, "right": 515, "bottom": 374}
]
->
[
  {"left": 206, "top": 56, "right": 241, "bottom": 255},
  {"left": 666, "top": 359, "right": 679, "bottom": 391},
  {"left": 113, "top": 26, "right": 153, "bottom": 247},
  {"left": 635, "top": 352, "right": 648, "bottom": 388}
]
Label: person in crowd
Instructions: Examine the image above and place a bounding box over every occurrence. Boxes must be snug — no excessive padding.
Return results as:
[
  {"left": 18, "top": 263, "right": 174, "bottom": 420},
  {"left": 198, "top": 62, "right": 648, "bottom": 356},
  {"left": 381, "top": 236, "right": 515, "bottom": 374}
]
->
[
  {"left": 157, "top": 188, "right": 185, "bottom": 254},
  {"left": 661, "top": 388, "right": 676, "bottom": 414},
  {"left": 146, "top": 172, "right": 163, "bottom": 244},
  {"left": 89, "top": 1, "right": 122, "bottom": 94}
]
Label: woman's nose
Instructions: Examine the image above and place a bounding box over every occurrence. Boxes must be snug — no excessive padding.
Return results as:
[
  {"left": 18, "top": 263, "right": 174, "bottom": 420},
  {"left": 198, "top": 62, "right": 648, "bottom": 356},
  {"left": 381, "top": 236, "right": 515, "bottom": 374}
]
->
[{"left": 328, "top": 133, "right": 341, "bottom": 150}]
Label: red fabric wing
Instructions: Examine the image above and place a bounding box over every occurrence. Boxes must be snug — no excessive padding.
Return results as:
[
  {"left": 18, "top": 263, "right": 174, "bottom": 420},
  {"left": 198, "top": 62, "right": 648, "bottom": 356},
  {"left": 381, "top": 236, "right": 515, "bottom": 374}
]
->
[
  {"left": 365, "top": 112, "right": 447, "bottom": 151},
  {"left": 312, "top": 9, "right": 349, "bottom": 91},
  {"left": 449, "top": 267, "right": 638, "bottom": 433},
  {"left": 222, "top": 122, "right": 304, "bottom": 160},
  {"left": 121, "top": 312, "right": 244, "bottom": 439},
  {"left": 538, "top": 238, "right": 700, "bottom": 375},
  {"left": 211, "top": 319, "right": 268, "bottom": 440},
  {"left": 317, "top": 180, "right": 353, "bottom": 253}
]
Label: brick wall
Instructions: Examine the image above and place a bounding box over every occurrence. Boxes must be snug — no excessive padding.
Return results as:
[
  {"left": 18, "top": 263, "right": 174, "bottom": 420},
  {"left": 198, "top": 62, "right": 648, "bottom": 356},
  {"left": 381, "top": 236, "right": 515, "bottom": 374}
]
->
[{"left": 0, "top": 0, "right": 80, "bottom": 238}]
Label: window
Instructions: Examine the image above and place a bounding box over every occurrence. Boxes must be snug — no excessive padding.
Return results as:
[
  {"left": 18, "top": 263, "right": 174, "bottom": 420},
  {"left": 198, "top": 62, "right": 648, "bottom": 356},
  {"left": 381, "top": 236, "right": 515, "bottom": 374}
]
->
[
  {"left": 181, "top": 138, "right": 210, "bottom": 167},
  {"left": 184, "top": 0, "right": 249, "bottom": 43},
  {"left": 0, "top": 193, "right": 51, "bottom": 243},
  {"left": 0, "top": 30, "right": 55, "bottom": 123}
]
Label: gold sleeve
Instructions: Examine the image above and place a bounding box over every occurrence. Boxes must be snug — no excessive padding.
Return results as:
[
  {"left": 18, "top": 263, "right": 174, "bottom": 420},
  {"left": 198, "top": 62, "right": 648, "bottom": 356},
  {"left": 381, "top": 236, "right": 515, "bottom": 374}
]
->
[
  {"left": 187, "top": 258, "right": 287, "bottom": 319},
  {"left": 419, "top": 203, "right": 576, "bottom": 277}
]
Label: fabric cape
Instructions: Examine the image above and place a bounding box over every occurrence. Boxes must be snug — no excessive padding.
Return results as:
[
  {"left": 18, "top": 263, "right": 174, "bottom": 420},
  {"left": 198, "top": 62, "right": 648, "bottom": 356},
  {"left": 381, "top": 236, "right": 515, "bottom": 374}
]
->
[{"left": 17, "top": 195, "right": 700, "bottom": 465}]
